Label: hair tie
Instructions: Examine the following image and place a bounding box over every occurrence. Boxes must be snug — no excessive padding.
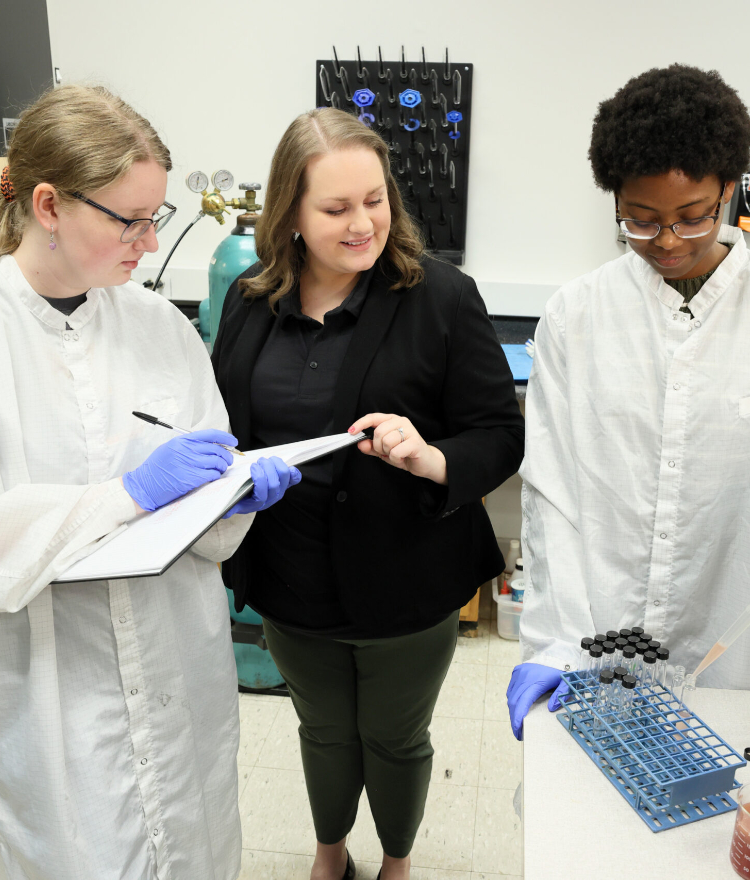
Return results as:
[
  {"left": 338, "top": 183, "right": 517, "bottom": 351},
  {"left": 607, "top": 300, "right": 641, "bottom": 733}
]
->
[{"left": 0, "top": 165, "right": 15, "bottom": 202}]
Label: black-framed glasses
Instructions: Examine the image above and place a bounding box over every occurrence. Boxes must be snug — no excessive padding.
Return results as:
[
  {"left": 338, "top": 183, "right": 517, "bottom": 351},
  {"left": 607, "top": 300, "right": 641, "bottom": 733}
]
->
[
  {"left": 616, "top": 183, "right": 725, "bottom": 240},
  {"left": 72, "top": 192, "right": 176, "bottom": 243}
]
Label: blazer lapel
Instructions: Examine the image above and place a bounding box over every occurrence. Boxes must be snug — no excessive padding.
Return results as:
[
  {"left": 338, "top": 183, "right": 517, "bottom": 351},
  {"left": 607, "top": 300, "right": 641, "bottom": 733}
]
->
[
  {"left": 332, "top": 269, "right": 403, "bottom": 485},
  {"left": 223, "top": 296, "right": 275, "bottom": 447}
]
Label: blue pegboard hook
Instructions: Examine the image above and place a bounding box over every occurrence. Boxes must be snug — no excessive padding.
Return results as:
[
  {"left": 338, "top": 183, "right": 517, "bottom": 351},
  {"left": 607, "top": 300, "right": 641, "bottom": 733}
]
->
[
  {"left": 353, "top": 88, "right": 375, "bottom": 108},
  {"left": 399, "top": 89, "right": 422, "bottom": 109}
]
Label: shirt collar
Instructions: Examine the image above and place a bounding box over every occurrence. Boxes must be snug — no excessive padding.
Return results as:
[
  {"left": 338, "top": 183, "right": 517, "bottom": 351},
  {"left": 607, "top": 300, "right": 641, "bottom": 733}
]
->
[
  {"left": 638, "top": 225, "right": 748, "bottom": 319},
  {"left": 0, "top": 254, "right": 101, "bottom": 330},
  {"left": 278, "top": 265, "right": 375, "bottom": 327}
]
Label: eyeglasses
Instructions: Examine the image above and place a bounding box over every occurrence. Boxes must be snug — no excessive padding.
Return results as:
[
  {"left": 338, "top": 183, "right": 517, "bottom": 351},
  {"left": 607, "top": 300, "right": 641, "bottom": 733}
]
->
[
  {"left": 616, "top": 183, "right": 725, "bottom": 240},
  {"left": 72, "top": 192, "right": 176, "bottom": 243}
]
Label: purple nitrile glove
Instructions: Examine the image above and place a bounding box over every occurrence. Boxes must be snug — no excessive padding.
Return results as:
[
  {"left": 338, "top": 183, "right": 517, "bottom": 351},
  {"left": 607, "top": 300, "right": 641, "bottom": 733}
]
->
[
  {"left": 506, "top": 662, "right": 569, "bottom": 741},
  {"left": 223, "top": 456, "right": 301, "bottom": 518},
  {"left": 123, "top": 429, "right": 237, "bottom": 511}
]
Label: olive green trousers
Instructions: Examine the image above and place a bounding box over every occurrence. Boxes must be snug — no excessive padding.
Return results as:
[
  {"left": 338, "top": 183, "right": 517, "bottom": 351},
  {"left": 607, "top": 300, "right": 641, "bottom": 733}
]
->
[{"left": 262, "top": 610, "right": 459, "bottom": 858}]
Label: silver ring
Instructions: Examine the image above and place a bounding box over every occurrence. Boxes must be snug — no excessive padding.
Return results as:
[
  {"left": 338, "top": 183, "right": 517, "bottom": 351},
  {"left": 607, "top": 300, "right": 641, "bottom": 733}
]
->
[{"left": 397, "top": 427, "right": 405, "bottom": 443}]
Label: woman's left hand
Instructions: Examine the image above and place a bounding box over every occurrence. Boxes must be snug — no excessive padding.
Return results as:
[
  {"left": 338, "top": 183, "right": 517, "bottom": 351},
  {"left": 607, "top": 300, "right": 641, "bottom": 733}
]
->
[{"left": 349, "top": 413, "right": 447, "bottom": 485}]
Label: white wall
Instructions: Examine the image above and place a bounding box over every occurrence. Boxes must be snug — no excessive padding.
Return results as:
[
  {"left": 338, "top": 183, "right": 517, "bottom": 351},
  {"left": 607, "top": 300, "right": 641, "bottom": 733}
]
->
[{"left": 45, "top": 0, "right": 750, "bottom": 304}]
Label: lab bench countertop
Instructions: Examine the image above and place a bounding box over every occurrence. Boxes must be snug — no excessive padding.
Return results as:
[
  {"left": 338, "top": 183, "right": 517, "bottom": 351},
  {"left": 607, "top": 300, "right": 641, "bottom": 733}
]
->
[{"left": 523, "top": 686, "right": 750, "bottom": 879}]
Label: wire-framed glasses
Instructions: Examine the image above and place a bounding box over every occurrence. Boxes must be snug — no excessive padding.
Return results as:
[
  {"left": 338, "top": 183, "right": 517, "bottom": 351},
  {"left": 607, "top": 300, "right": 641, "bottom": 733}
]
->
[
  {"left": 616, "top": 183, "right": 725, "bottom": 240},
  {"left": 72, "top": 192, "right": 177, "bottom": 243}
]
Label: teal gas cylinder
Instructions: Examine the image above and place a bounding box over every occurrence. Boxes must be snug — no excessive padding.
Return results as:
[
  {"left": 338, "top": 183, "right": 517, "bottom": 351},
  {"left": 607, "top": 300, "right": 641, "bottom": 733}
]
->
[
  {"left": 209, "top": 210, "right": 282, "bottom": 689},
  {"left": 225, "top": 589, "right": 284, "bottom": 690},
  {"left": 208, "top": 211, "right": 259, "bottom": 346}
]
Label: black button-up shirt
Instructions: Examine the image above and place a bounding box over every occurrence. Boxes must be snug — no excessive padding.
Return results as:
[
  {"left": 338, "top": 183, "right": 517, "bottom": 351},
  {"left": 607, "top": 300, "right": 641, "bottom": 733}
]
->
[{"left": 244, "top": 268, "right": 374, "bottom": 634}]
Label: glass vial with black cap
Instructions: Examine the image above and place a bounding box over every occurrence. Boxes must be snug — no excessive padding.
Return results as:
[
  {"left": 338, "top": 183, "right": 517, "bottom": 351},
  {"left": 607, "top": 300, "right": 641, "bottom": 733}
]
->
[
  {"left": 641, "top": 651, "right": 657, "bottom": 688},
  {"left": 614, "top": 638, "right": 628, "bottom": 668},
  {"left": 622, "top": 644, "right": 637, "bottom": 678},
  {"left": 588, "top": 643, "right": 603, "bottom": 681},
  {"left": 580, "top": 637, "right": 595, "bottom": 673},
  {"left": 619, "top": 674, "right": 637, "bottom": 721},
  {"left": 634, "top": 641, "right": 650, "bottom": 681},
  {"left": 612, "top": 666, "right": 628, "bottom": 714},
  {"left": 593, "top": 668, "right": 615, "bottom": 732},
  {"left": 655, "top": 647, "right": 670, "bottom": 687},
  {"left": 602, "top": 640, "right": 616, "bottom": 672}
]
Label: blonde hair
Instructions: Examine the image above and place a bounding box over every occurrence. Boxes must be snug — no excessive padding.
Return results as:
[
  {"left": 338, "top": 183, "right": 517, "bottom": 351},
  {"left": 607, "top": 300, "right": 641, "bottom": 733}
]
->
[
  {"left": 0, "top": 84, "right": 171, "bottom": 255},
  {"left": 241, "top": 108, "right": 424, "bottom": 305}
]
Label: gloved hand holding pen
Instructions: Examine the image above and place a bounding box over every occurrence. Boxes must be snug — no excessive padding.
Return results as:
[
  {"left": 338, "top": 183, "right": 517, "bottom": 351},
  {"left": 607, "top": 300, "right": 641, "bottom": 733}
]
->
[
  {"left": 123, "top": 430, "right": 238, "bottom": 511},
  {"left": 123, "top": 432, "right": 302, "bottom": 515}
]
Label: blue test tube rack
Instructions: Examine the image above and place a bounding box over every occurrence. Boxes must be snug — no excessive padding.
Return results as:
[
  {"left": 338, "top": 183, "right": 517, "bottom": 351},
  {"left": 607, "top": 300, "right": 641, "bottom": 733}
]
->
[{"left": 557, "top": 671, "right": 746, "bottom": 832}]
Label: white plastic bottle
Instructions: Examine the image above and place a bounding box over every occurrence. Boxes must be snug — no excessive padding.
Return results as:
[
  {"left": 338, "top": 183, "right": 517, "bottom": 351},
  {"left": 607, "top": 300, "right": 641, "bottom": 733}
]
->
[
  {"left": 509, "top": 558, "right": 525, "bottom": 603},
  {"left": 501, "top": 539, "right": 521, "bottom": 595}
]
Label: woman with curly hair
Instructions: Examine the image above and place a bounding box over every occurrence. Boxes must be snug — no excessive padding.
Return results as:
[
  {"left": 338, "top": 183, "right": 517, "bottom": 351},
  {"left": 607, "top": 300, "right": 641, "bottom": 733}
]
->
[
  {"left": 507, "top": 64, "right": 750, "bottom": 739},
  {"left": 213, "top": 108, "right": 524, "bottom": 880}
]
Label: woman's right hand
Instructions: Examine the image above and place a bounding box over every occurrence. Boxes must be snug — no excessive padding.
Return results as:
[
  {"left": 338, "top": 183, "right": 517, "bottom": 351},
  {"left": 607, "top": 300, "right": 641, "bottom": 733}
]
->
[{"left": 122, "top": 430, "right": 237, "bottom": 511}]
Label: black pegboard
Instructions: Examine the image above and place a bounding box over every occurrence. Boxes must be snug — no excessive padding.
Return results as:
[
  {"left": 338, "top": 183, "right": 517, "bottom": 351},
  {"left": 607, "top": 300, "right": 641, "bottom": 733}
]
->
[{"left": 316, "top": 47, "right": 472, "bottom": 265}]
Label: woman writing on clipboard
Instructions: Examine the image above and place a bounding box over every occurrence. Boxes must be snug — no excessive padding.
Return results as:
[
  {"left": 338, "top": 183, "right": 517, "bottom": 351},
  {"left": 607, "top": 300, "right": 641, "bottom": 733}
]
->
[
  {"left": 0, "top": 85, "right": 297, "bottom": 880},
  {"left": 213, "top": 108, "right": 524, "bottom": 880}
]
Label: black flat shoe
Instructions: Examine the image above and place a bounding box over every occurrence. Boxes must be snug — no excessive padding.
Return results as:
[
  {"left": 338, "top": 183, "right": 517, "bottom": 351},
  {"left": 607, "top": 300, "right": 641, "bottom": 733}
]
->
[{"left": 341, "top": 849, "right": 356, "bottom": 880}]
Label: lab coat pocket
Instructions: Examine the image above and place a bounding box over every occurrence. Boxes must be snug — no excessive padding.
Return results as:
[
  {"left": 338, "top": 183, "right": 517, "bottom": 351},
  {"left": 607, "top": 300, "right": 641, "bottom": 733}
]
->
[
  {"left": 139, "top": 396, "right": 179, "bottom": 420},
  {"left": 739, "top": 396, "right": 750, "bottom": 419},
  {"left": 126, "top": 396, "right": 181, "bottom": 464}
]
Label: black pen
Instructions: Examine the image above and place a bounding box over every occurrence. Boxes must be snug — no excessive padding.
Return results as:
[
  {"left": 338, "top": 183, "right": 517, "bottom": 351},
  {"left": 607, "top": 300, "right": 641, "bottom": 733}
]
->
[{"left": 132, "top": 411, "right": 245, "bottom": 456}]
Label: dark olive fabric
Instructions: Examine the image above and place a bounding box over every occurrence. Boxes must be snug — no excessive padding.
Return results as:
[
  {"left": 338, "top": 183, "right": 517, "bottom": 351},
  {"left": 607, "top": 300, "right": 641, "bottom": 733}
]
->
[{"left": 262, "top": 610, "right": 460, "bottom": 857}]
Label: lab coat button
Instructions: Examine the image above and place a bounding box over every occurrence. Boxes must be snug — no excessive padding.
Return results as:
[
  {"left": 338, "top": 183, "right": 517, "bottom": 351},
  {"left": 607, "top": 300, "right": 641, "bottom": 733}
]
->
[
  {"left": 673, "top": 383, "right": 681, "bottom": 390},
  {"left": 63, "top": 333, "right": 70, "bottom": 341},
  {"left": 87, "top": 403, "right": 94, "bottom": 409},
  {"left": 119, "top": 616, "right": 127, "bottom": 623},
  {"left": 694, "top": 320, "right": 701, "bottom": 328},
  {"left": 687, "top": 325, "right": 692, "bottom": 332},
  {"left": 336, "top": 491, "right": 347, "bottom": 502},
  {"left": 73, "top": 333, "right": 80, "bottom": 341},
  {"left": 654, "top": 600, "right": 661, "bottom": 606},
  {"left": 153, "top": 829, "right": 159, "bottom": 836},
  {"left": 668, "top": 461, "right": 675, "bottom": 468},
  {"left": 130, "top": 688, "right": 138, "bottom": 695},
  {"left": 140, "top": 758, "right": 148, "bottom": 765},
  {"left": 660, "top": 533, "right": 667, "bottom": 539},
  {"left": 672, "top": 314, "right": 678, "bottom": 320},
  {"left": 682, "top": 316, "right": 689, "bottom": 323}
]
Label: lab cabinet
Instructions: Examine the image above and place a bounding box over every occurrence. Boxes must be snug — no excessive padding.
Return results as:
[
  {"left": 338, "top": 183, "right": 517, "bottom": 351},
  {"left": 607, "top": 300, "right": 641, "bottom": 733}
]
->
[{"left": 0, "top": 0, "right": 54, "bottom": 155}]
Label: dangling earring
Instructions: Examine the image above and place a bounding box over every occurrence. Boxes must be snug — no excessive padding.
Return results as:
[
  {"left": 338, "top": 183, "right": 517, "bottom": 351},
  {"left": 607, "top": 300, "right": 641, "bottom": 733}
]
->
[{"left": 49, "top": 225, "right": 57, "bottom": 251}]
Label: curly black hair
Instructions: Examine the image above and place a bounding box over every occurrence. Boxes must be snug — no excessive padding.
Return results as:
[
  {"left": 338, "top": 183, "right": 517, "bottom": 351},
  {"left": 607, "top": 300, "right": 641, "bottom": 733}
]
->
[{"left": 589, "top": 64, "right": 750, "bottom": 193}]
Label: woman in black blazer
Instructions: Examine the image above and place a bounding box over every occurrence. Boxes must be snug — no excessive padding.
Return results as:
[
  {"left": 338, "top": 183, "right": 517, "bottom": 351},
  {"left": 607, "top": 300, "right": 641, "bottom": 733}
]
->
[{"left": 213, "top": 108, "right": 523, "bottom": 880}]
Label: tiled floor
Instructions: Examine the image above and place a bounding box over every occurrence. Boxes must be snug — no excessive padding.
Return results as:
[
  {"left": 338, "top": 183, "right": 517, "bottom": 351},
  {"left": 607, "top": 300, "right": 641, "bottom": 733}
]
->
[{"left": 235, "top": 591, "right": 524, "bottom": 879}]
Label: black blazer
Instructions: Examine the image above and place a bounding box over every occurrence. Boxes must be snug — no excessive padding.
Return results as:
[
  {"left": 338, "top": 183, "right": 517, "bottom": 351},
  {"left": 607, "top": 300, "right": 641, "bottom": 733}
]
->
[{"left": 212, "top": 256, "right": 524, "bottom": 635}]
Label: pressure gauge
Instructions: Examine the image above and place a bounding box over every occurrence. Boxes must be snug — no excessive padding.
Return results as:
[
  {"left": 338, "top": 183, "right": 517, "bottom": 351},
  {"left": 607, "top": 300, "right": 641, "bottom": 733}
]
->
[
  {"left": 211, "top": 169, "right": 234, "bottom": 192},
  {"left": 186, "top": 171, "right": 208, "bottom": 193}
]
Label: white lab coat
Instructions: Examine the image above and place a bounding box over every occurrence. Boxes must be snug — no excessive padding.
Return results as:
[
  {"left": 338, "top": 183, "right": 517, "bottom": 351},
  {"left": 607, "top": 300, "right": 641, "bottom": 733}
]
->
[
  {"left": 0, "top": 255, "right": 253, "bottom": 880},
  {"left": 519, "top": 226, "right": 750, "bottom": 690}
]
